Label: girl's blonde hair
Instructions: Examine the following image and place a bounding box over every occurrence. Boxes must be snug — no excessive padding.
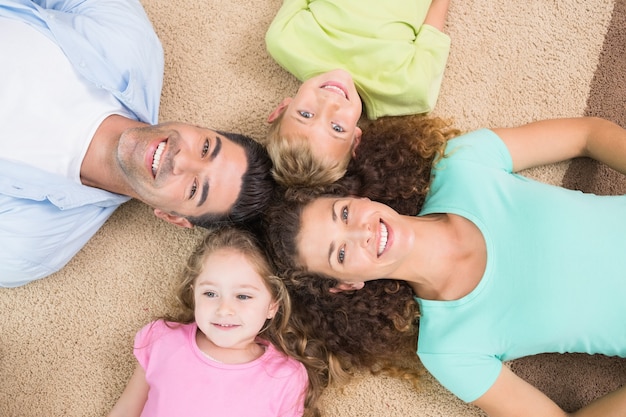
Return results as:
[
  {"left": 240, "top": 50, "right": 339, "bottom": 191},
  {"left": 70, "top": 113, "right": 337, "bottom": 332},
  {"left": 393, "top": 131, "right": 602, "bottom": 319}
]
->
[{"left": 264, "top": 113, "right": 350, "bottom": 187}]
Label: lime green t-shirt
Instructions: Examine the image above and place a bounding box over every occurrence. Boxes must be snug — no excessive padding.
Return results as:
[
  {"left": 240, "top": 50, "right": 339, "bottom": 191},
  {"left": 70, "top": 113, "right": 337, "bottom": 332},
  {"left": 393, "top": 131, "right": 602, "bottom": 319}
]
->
[
  {"left": 265, "top": 0, "right": 451, "bottom": 119},
  {"left": 416, "top": 129, "right": 626, "bottom": 402}
]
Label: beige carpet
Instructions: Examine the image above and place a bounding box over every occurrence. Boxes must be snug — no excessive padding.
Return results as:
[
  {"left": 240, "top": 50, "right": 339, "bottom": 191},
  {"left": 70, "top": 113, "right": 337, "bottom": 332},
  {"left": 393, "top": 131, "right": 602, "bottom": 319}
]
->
[{"left": 1, "top": 1, "right": 625, "bottom": 416}]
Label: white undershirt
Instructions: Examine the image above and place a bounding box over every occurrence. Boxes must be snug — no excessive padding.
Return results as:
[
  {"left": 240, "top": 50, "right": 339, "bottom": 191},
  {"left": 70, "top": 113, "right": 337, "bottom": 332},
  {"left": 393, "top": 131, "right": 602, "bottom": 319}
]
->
[{"left": 0, "top": 17, "right": 130, "bottom": 183}]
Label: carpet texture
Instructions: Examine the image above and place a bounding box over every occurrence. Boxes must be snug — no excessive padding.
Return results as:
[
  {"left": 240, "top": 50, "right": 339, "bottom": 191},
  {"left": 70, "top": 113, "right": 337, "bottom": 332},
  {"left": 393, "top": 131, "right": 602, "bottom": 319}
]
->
[{"left": 1, "top": 1, "right": 625, "bottom": 416}]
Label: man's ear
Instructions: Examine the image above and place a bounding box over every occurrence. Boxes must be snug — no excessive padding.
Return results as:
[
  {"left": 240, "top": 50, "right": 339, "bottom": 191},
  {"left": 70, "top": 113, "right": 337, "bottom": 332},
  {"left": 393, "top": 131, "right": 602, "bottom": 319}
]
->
[
  {"left": 329, "top": 281, "right": 365, "bottom": 293},
  {"left": 351, "top": 127, "right": 362, "bottom": 158},
  {"left": 267, "top": 98, "right": 292, "bottom": 123},
  {"left": 153, "top": 209, "right": 193, "bottom": 229}
]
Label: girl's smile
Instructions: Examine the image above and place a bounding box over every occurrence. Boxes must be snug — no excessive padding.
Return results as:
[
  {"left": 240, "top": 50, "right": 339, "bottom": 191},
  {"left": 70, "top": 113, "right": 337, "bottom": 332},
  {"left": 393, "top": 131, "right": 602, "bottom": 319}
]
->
[{"left": 192, "top": 248, "right": 278, "bottom": 364}]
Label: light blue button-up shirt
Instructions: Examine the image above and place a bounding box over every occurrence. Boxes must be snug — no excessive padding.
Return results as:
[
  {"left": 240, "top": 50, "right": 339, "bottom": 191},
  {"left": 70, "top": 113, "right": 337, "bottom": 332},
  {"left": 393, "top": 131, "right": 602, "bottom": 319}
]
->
[{"left": 0, "top": 0, "right": 164, "bottom": 286}]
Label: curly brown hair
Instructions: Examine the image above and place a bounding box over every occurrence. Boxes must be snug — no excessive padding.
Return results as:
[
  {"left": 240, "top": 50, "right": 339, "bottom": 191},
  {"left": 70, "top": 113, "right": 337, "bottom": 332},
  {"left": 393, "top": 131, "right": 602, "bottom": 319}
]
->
[
  {"left": 161, "top": 225, "right": 325, "bottom": 417},
  {"left": 262, "top": 115, "right": 460, "bottom": 392},
  {"left": 342, "top": 114, "right": 460, "bottom": 215}
]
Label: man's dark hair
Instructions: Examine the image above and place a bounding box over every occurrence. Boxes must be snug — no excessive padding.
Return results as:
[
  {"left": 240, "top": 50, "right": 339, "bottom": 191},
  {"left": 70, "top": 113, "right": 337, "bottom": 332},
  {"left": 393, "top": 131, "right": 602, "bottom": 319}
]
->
[{"left": 186, "top": 131, "right": 276, "bottom": 228}]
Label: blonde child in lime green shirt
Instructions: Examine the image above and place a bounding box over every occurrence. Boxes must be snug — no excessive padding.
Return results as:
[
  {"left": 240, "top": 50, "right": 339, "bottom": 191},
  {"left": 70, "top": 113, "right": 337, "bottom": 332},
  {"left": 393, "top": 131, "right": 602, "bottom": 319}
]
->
[{"left": 264, "top": 0, "right": 451, "bottom": 187}]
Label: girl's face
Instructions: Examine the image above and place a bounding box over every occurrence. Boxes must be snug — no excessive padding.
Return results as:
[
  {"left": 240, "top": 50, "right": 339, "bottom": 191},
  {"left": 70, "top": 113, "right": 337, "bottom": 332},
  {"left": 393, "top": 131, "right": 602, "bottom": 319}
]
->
[
  {"left": 193, "top": 248, "right": 278, "bottom": 359},
  {"left": 297, "top": 197, "right": 414, "bottom": 285}
]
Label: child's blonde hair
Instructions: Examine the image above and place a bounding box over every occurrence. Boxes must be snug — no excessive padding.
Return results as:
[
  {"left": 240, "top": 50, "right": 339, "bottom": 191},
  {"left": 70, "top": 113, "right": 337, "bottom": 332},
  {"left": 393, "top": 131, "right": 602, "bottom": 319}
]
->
[{"left": 265, "top": 113, "right": 351, "bottom": 187}]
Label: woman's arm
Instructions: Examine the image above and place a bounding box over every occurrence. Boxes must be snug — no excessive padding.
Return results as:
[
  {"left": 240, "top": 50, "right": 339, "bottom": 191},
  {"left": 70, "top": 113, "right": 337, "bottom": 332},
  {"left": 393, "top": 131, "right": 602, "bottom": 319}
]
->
[
  {"left": 423, "top": 0, "right": 450, "bottom": 31},
  {"left": 107, "top": 364, "right": 149, "bottom": 417},
  {"left": 473, "top": 365, "right": 626, "bottom": 417},
  {"left": 472, "top": 366, "right": 567, "bottom": 417},
  {"left": 493, "top": 117, "right": 626, "bottom": 174}
]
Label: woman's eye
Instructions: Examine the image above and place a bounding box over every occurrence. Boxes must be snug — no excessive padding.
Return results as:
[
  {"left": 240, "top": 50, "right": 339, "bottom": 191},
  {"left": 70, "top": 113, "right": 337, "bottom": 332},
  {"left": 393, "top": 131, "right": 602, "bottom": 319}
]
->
[
  {"left": 341, "top": 206, "right": 348, "bottom": 222},
  {"left": 298, "top": 110, "right": 313, "bottom": 119},
  {"left": 338, "top": 246, "right": 345, "bottom": 264},
  {"left": 202, "top": 139, "right": 209, "bottom": 157},
  {"left": 189, "top": 180, "right": 198, "bottom": 199},
  {"left": 331, "top": 123, "right": 344, "bottom": 133}
]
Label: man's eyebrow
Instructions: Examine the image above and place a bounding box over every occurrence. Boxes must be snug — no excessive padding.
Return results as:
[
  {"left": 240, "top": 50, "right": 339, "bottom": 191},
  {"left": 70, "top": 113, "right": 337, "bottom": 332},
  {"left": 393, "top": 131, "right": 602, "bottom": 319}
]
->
[
  {"left": 210, "top": 135, "right": 222, "bottom": 160},
  {"left": 328, "top": 200, "right": 338, "bottom": 268},
  {"left": 196, "top": 136, "right": 221, "bottom": 207},
  {"left": 197, "top": 179, "right": 209, "bottom": 207}
]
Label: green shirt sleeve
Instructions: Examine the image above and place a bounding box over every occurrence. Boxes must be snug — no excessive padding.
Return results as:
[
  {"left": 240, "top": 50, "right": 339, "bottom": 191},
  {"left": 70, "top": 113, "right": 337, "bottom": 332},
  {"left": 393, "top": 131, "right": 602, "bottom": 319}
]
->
[{"left": 265, "top": 0, "right": 451, "bottom": 119}]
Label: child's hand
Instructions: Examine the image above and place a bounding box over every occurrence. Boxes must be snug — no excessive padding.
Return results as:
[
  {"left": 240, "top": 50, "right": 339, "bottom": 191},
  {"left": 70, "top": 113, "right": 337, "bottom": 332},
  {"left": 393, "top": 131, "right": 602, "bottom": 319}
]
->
[{"left": 424, "top": 0, "right": 450, "bottom": 32}]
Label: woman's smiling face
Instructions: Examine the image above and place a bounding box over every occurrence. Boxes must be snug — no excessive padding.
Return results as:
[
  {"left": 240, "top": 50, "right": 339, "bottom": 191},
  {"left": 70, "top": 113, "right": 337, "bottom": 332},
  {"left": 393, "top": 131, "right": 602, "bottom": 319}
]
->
[{"left": 296, "top": 197, "right": 414, "bottom": 284}]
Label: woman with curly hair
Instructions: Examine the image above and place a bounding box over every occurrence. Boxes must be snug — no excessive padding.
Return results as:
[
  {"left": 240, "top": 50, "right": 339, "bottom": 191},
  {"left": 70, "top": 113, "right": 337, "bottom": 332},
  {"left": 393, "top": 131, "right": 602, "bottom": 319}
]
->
[{"left": 264, "top": 116, "right": 626, "bottom": 417}]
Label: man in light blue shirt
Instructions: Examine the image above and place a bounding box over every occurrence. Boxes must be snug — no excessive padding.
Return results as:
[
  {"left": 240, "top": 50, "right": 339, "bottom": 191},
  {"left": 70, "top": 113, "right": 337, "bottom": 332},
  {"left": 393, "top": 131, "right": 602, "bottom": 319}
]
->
[{"left": 0, "top": 0, "right": 275, "bottom": 287}]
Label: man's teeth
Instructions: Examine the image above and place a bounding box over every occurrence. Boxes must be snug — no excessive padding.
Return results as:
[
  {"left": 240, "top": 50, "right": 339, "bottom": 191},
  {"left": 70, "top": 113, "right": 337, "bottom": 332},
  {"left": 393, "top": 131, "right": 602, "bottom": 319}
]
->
[
  {"left": 152, "top": 141, "right": 166, "bottom": 176},
  {"left": 378, "top": 221, "right": 388, "bottom": 256},
  {"left": 323, "top": 85, "right": 347, "bottom": 99}
]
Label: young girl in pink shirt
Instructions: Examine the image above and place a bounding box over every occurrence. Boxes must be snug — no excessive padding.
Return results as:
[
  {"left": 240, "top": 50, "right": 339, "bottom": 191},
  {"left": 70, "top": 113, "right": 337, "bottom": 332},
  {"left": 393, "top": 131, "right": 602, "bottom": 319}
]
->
[{"left": 108, "top": 226, "right": 316, "bottom": 417}]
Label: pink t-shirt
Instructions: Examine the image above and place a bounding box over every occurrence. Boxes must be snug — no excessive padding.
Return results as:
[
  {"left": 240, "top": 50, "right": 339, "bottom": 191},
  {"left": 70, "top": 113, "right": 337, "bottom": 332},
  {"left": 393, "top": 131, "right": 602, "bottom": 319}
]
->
[{"left": 134, "top": 320, "right": 307, "bottom": 417}]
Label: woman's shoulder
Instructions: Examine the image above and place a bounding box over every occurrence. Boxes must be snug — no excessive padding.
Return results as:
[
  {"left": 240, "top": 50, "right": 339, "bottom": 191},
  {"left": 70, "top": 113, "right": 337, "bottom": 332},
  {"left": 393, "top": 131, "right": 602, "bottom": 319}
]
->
[
  {"left": 444, "top": 128, "right": 511, "bottom": 165},
  {"left": 449, "top": 128, "right": 501, "bottom": 145}
]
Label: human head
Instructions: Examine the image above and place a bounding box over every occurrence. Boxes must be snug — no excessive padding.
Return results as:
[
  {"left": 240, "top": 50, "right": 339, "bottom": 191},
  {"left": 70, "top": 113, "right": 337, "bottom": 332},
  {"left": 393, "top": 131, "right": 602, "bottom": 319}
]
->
[
  {"left": 117, "top": 123, "right": 275, "bottom": 228},
  {"left": 184, "top": 131, "right": 276, "bottom": 227},
  {"left": 263, "top": 195, "right": 422, "bottom": 389},
  {"left": 263, "top": 189, "right": 424, "bottom": 414},
  {"left": 265, "top": 69, "right": 363, "bottom": 187},
  {"left": 266, "top": 190, "right": 411, "bottom": 287},
  {"left": 169, "top": 226, "right": 290, "bottom": 343}
]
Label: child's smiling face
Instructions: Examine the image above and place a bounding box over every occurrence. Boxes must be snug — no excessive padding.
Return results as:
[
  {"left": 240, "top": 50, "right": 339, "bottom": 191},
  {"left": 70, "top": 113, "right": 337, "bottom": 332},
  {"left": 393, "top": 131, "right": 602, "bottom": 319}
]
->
[
  {"left": 270, "top": 69, "right": 363, "bottom": 166},
  {"left": 192, "top": 248, "right": 278, "bottom": 362}
]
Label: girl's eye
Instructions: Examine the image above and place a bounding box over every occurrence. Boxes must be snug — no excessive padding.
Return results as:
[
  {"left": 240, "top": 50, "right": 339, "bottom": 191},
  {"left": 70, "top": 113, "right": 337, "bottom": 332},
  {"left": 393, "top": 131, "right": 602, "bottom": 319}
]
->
[
  {"left": 202, "top": 139, "right": 209, "bottom": 157},
  {"left": 189, "top": 179, "right": 198, "bottom": 199},
  {"left": 237, "top": 294, "right": 251, "bottom": 300},
  {"left": 203, "top": 291, "right": 216, "bottom": 298},
  {"left": 298, "top": 110, "right": 313, "bottom": 119},
  {"left": 338, "top": 246, "right": 346, "bottom": 264},
  {"left": 341, "top": 206, "right": 349, "bottom": 222},
  {"left": 331, "top": 123, "right": 344, "bottom": 133}
]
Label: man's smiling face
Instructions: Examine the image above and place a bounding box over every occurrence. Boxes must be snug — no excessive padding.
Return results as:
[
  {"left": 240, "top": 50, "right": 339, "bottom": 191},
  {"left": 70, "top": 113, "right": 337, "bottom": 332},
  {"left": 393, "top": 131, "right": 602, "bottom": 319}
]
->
[{"left": 116, "top": 122, "right": 247, "bottom": 225}]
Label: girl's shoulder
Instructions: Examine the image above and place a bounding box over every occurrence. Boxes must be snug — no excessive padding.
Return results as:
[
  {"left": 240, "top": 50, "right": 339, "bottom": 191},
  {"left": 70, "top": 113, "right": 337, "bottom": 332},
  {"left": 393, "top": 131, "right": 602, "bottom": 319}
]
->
[
  {"left": 135, "top": 320, "right": 193, "bottom": 346},
  {"left": 256, "top": 338, "right": 307, "bottom": 378}
]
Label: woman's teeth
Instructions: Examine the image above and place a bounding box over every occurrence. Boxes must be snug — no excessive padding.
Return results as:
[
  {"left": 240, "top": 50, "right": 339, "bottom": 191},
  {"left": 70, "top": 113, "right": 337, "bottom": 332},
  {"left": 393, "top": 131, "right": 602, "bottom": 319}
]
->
[
  {"left": 152, "top": 141, "right": 165, "bottom": 176},
  {"left": 378, "top": 221, "right": 388, "bottom": 256}
]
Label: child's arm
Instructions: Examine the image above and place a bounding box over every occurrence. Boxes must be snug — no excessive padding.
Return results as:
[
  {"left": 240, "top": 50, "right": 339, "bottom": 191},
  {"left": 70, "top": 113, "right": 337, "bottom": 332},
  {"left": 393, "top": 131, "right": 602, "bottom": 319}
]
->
[
  {"left": 423, "top": 0, "right": 450, "bottom": 31},
  {"left": 494, "top": 117, "right": 626, "bottom": 175},
  {"left": 473, "top": 366, "right": 626, "bottom": 417},
  {"left": 107, "top": 364, "right": 149, "bottom": 417}
]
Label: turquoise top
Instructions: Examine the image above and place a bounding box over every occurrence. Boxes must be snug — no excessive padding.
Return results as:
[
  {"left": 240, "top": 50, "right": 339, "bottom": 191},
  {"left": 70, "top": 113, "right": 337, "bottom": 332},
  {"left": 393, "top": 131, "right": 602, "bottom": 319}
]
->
[{"left": 416, "top": 129, "right": 626, "bottom": 402}]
